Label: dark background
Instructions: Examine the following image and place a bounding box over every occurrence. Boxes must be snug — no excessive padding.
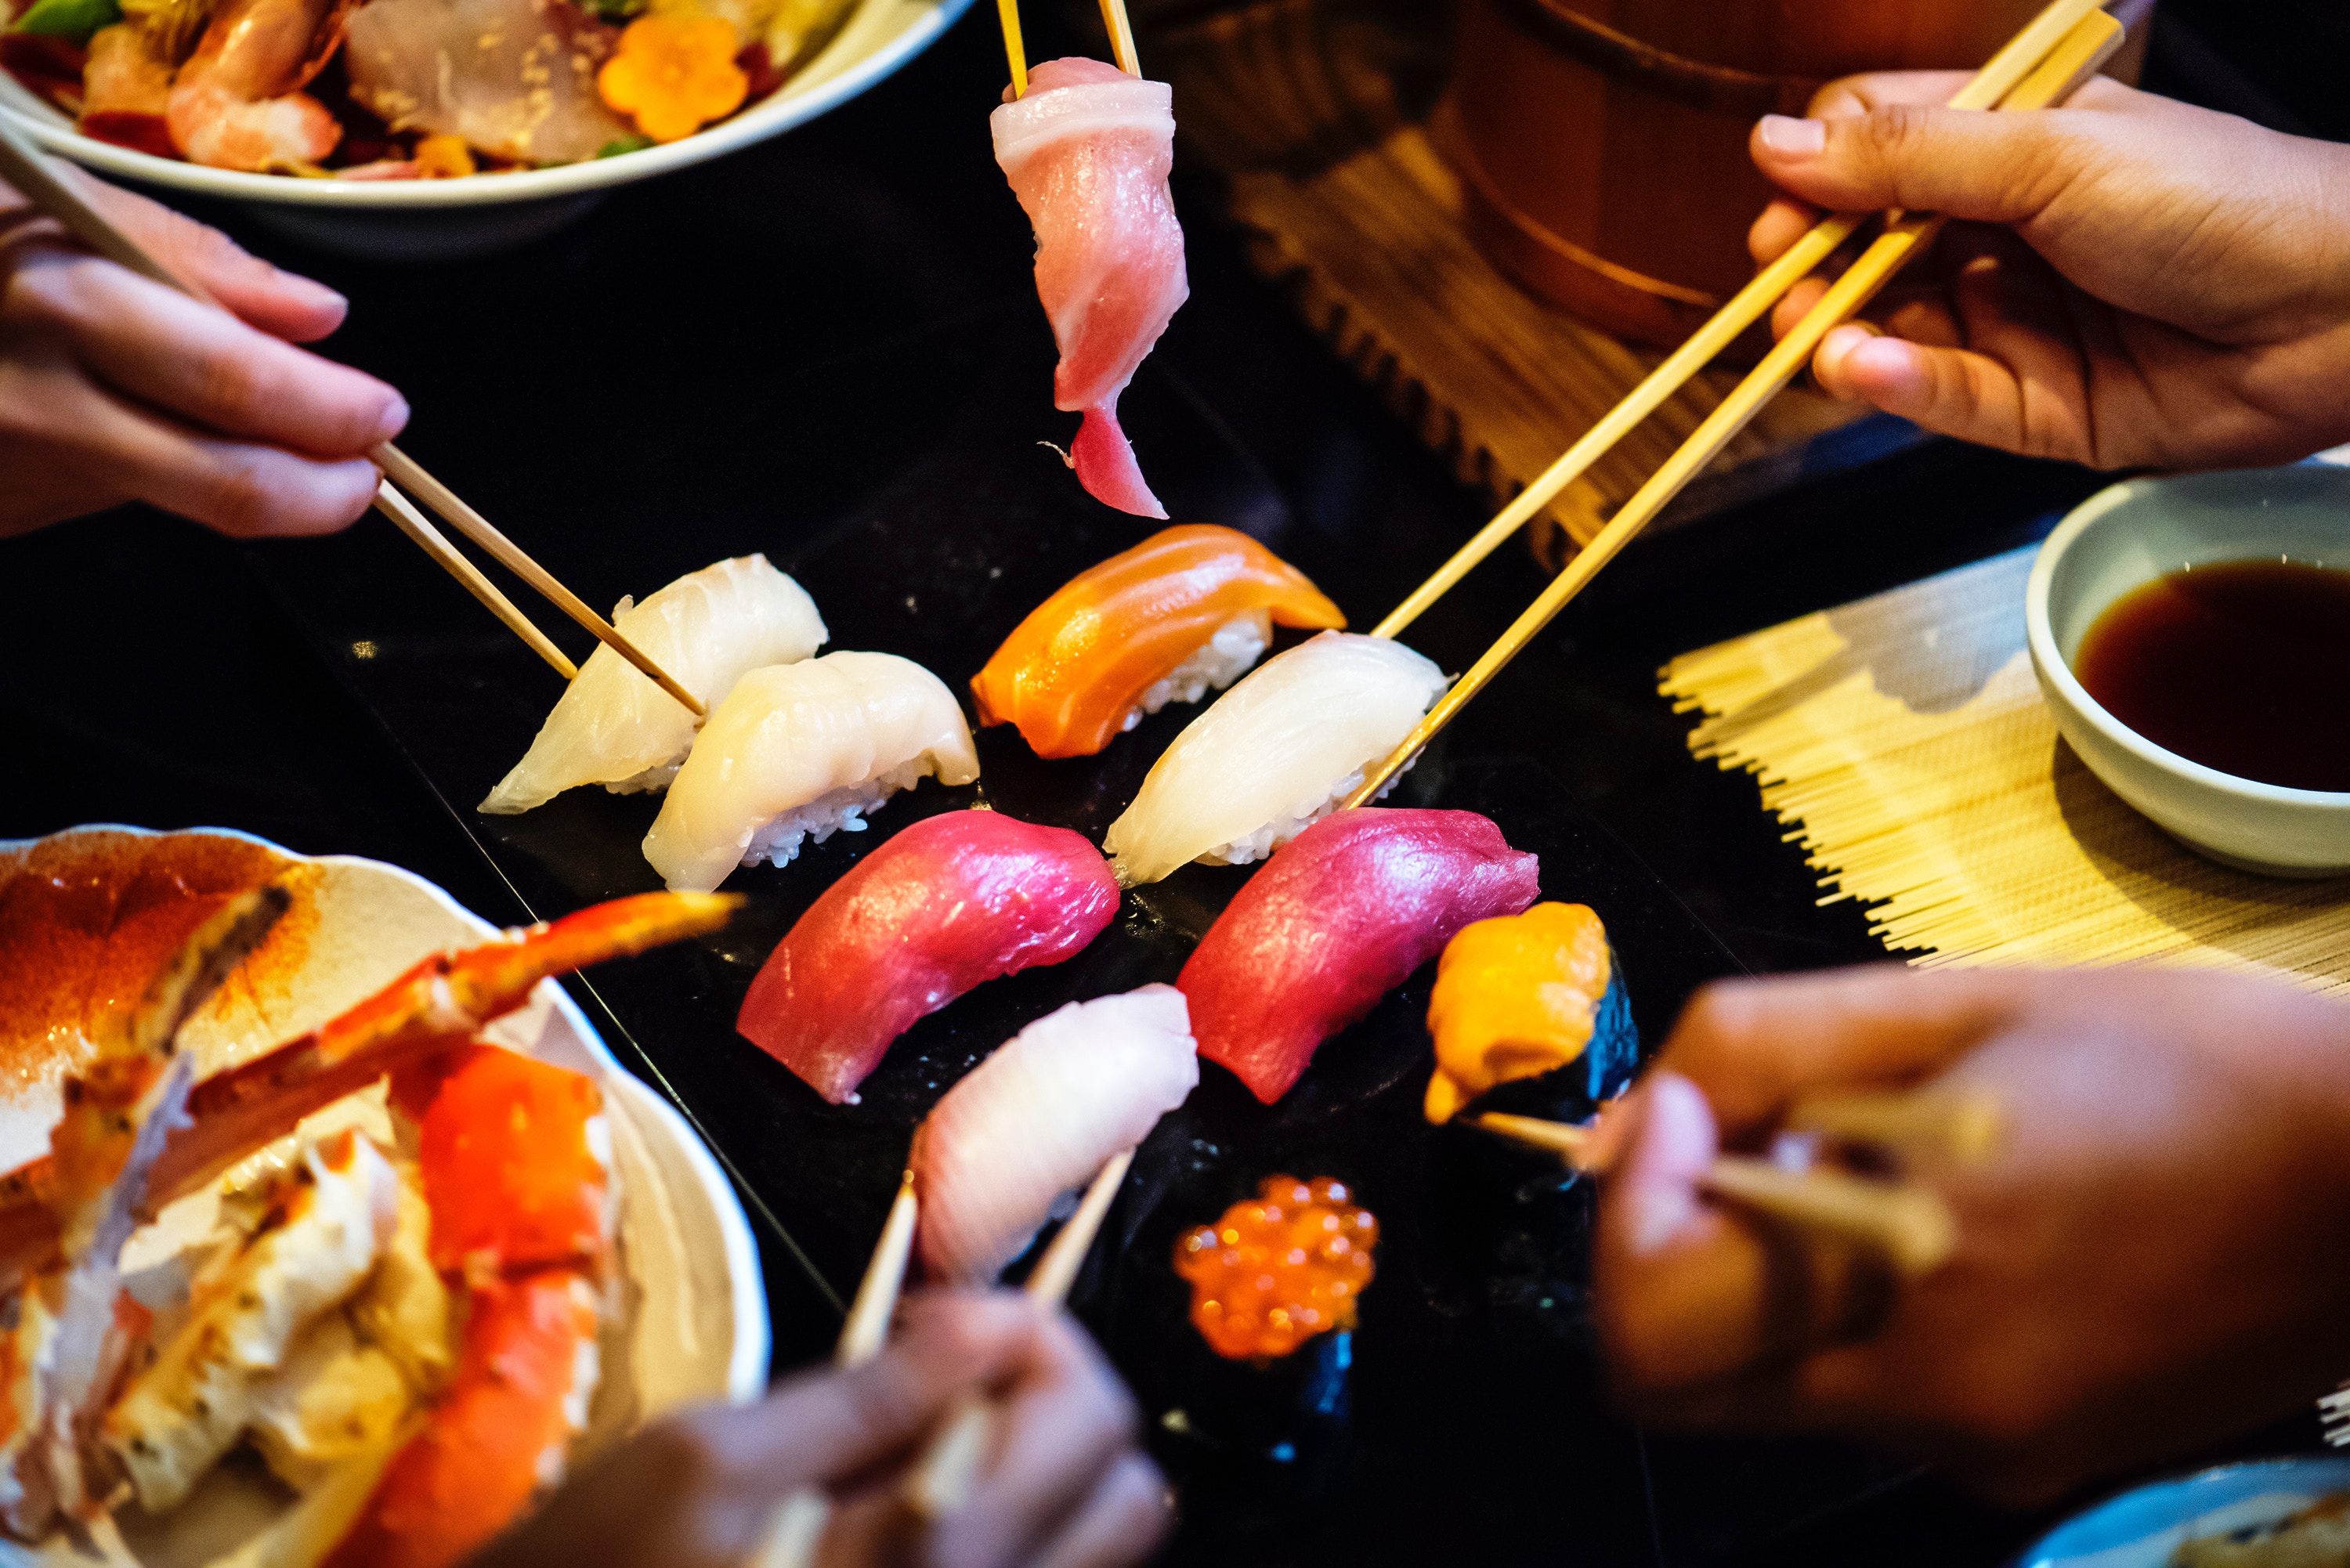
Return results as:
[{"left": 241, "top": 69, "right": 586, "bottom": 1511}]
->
[{"left": 2, "top": 1, "right": 2341, "bottom": 1561}]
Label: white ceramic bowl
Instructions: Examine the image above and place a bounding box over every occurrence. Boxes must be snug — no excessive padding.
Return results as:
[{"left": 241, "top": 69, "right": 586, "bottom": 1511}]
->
[
  {"left": 0, "top": 824, "right": 770, "bottom": 1563},
  {"left": 0, "top": 0, "right": 971, "bottom": 257},
  {"left": 2026, "top": 464, "right": 2350, "bottom": 878}
]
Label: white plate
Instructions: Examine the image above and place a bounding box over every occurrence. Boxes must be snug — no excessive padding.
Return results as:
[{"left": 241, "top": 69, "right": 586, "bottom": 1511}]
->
[{"left": 0, "top": 824, "right": 770, "bottom": 1561}]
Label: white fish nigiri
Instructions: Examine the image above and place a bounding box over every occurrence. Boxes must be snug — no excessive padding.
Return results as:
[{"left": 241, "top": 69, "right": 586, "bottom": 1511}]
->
[
  {"left": 642, "top": 651, "right": 981, "bottom": 893},
  {"left": 480, "top": 555, "right": 826, "bottom": 815},
  {"left": 914, "top": 985, "right": 1197, "bottom": 1285},
  {"left": 1102, "top": 631, "right": 1447, "bottom": 886}
]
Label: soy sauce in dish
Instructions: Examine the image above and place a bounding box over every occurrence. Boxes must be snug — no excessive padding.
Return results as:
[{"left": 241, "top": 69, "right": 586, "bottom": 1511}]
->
[{"left": 2073, "top": 560, "right": 2350, "bottom": 793}]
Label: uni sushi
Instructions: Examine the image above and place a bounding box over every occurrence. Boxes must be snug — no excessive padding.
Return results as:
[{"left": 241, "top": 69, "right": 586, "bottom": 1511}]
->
[
  {"left": 1423, "top": 902, "right": 1612, "bottom": 1124},
  {"left": 641, "top": 651, "right": 980, "bottom": 893},
  {"left": 480, "top": 555, "right": 826, "bottom": 815},
  {"left": 971, "top": 523, "right": 1346, "bottom": 759},
  {"left": 1102, "top": 631, "right": 1448, "bottom": 886},
  {"left": 914, "top": 985, "right": 1198, "bottom": 1284}
]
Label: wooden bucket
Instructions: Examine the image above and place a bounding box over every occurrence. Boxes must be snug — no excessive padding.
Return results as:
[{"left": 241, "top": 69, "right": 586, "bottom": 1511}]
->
[{"left": 1446, "top": 0, "right": 2150, "bottom": 346}]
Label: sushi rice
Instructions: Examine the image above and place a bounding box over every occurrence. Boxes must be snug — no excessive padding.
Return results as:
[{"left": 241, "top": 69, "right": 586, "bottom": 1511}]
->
[
  {"left": 738, "top": 758, "right": 939, "bottom": 871},
  {"left": 1121, "top": 611, "right": 1272, "bottom": 732}
]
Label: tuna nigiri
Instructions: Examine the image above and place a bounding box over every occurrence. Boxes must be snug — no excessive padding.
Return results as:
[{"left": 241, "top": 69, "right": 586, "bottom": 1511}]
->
[
  {"left": 1102, "top": 632, "right": 1447, "bottom": 886},
  {"left": 642, "top": 651, "right": 979, "bottom": 894},
  {"left": 914, "top": 985, "right": 1197, "bottom": 1284},
  {"left": 1180, "top": 810, "right": 1539, "bottom": 1104},
  {"left": 972, "top": 524, "right": 1346, "bottom": 759},
  {"left": 480, "top": 555, "right": 825, "bottom": 815},
  {"left": 737, "top": 810, "right": 1121, "bottom": 1105},
  {"left": 992, "top": 57, "right": 1189, "bottom": 519}
]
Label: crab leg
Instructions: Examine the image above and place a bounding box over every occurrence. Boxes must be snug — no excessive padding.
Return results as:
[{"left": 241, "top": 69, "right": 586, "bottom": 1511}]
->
[{"left": 0, "top": 891, "right": 736, "bottom": 1296}]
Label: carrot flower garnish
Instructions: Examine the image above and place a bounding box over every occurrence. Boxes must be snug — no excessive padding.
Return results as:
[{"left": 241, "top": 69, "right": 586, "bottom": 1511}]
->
[{"left": 596, "top": 14, "right": 747, "bottom": 143}]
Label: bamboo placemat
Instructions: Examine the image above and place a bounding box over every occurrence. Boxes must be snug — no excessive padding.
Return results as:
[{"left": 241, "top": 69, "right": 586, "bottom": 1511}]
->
[
  {"left": 1142, "top": 0, "right": 1884, "bottom": 565},
  {"left": 1661, "top": 546, "right": 2350, "bottom": 992}
]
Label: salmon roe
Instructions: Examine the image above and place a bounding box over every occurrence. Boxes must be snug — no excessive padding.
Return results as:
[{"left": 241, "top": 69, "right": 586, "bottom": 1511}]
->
[{"left": 1174, "top": 1176, "right": 1376, "bottom": 1362}]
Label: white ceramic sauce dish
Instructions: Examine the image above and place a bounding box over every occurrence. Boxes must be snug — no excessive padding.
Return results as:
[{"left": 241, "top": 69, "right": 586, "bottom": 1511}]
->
[
  {"left": 2026, "top": 464, "right": 2350, "bottom": 878},
  {"left": 0, "top": 0, "right": 971, "bottom": 258}
]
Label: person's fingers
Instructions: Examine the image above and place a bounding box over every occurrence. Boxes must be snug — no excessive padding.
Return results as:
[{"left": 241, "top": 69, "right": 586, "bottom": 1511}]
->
[
  {"left": 927, "top": 1313, "right": 1141, "bottom": 1568},
  {"left": 703, "top": 1292, "right": 1045, "bottom": 1492},
  {"left": 15, "top": 249, "right": 407, "bottom": 457},
  {"left": 1655, "top": 968, "right": 2030, "bottom": 1141},
  {"left": 1750, "top": 100, "right": 2112, "bottom": 228},
  {"left": 1806, "top": 69, "right": 1977, "bottom": 121},
  {"left": 60, "top": 164, "right": 349, "bottom": 341},
  {"left": 1027, "top": 1454, "right": 1174, "bottom": 1568},
  {"left": 1596, "top": 1074, "right": 1903, "bottom": 1419},
  {"left": 1748, "top": 197, "right": 1824, "bottom": 267}
]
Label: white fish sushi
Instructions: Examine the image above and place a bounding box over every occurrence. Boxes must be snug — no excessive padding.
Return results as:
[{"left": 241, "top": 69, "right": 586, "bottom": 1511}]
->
[
  {"left": 914, "top": 985, "right": 1197, "bottom": 1285},
  {"left": 480, "top": 555, "right": 826, "bottom": 815},
  {"left": 1101, "top": 631, "right": 1448, "bottom": 886},
  {"left": 642, "top": 651, "right": 981, "bottom": 893}
]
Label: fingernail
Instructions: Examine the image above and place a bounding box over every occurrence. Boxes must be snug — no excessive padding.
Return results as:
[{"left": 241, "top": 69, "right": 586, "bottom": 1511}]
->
[
  {"left": 373, "top": 393, "right": 411, "bottom": 443},
  {"left": 1628, "top": 1183, "right": 1696, "bottom": 1256},
  {"left": 283, "top": 270, "right": 347, "bottom": 313},
  {"left": 1757, "top": 114, "right": 1826, "bottom": 156}
]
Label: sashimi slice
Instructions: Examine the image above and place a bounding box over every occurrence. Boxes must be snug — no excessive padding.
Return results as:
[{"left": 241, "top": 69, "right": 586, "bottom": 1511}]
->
[
  {"left": 480, "top": 555, "right": 826, "bottom": 815},
  {"left": 992, "top": 56, "right": 1188, "bottom": 518},
  {"left": 1101, "top": 632, "right": 1447, "bottom": 886},
  {"left": 914, "top": 985, "right": 1197, "bottom": 1284},
  {"left": 641, "top": 651, "right": 979, "bottom": 894},
  {"left": 972, "top": 523, "right": 1346, "bottom": 759},
  {"left": 1179, "top": 810, "right": 1540, "bottom": 1104},
  {"left": 737, "top": 810, "right": 1121, "bottom": 1105}
]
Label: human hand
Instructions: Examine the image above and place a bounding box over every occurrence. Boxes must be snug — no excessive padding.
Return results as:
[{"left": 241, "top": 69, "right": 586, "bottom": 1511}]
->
[
  {"left": 0, "top": 163, "right": 406, "bottom": 539},
  {"left": 470, "top": 1289, "right": 1171, "bottom": 1568},
  {"left": 1593, "top": 965, "right": 2350, "bottom": 1505},
  {"left": 1745, "top": 74, "right": 2350, "bottom": 471}
]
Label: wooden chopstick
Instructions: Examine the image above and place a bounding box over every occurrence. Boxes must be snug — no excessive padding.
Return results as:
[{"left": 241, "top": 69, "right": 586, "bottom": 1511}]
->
[
  {"left": 751, "top": 1172, "right": 920, "bottom": 1568},
  {"left": 1368, "top": 0, "right": 2116, "bottom": 642},
  {"left": 369, "top": 447, "right": 706, "bottom": 715},
  {"left": 0, "top": 119, "right": 707, "bottom": 713},
  {"left": 997, "top": 0, "right": 1028, "bottom": 96},
  {"left": 1343, "top": 7, "right": 2125, "bottom": 807},
  {"left": 1786, "top": 1090, "right": 2002, "bottom": 1164},
  {"left": 905, "top": 1147, "right": 1135, "bottom": 1519},
  {"left": 1096, "top": 0, "right": 1141, "bottom": 76},
  {"left": 1473, "top": 1111, "right": 1958, "bottom": 1278},
  {"left": 371, "top": 482, "right": 578, "bottom": 677}
]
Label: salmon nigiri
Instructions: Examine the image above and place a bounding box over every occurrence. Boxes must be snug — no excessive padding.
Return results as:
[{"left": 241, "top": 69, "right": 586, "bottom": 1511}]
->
[{"left": 971, "top": 524, "right": 1345, "bottom": 759}]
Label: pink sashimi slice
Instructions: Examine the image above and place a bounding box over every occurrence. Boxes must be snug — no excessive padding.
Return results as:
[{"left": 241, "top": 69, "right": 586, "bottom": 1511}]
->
[
  {"left": 1178, "top": 810, "right": 1541, "bottom": 1104},
  {"left": 736, "top": 810, "right": 1121, "bottom": 1105},
  {"left": 914, "top": 985, "right": 1197, "bottom": 1284},
  {"left": 992, "top": 56, "right": 1189, "bottom": 519},
  {"left": 1070, "top": 403, "right": 1168, "bottom": 520}
]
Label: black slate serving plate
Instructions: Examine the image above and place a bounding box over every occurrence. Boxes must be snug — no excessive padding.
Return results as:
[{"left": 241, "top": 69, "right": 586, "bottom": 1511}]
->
[{"left": 240, "top": 294, "right": 1782, "bottom": 1559}]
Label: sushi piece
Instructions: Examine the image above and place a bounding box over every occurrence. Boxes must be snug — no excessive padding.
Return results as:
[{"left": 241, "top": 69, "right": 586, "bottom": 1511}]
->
[
  {"left": 992, "top": 57, "right": 1189, "bottom": 519},
  {"left": 737, "top": 811, "right": 1121, "bottom": 1105},
  {"left": 1101, "top": 632, "right": 1447, "bottom": 886},
  {"left": 642, "top": 652, "right": 979, "bottom": 893},
  {"left": 480, "top": 555, "right": 825, "bottom": 815},
  {"left": 1180, "top": 810, "right": 1539, "bottom": 1104},
  {"left": 1175, "top": 1176, "right": 1375, "bottom": 1360},
  {"left": 971, "top": 524, "right": 1346, "bottom": 759},
  {"left": 913, "top": 985, "right": 1197, "bottom": 1284},
  {"left": 1423, "top": 902, "right": 1611, "bottom": 1124}
]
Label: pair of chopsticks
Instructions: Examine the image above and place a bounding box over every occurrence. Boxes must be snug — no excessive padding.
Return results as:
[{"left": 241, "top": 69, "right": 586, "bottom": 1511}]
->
[
  {"left": 1341, "top": 0, "right": 2128, "bottom": 807},
  {"left": 0, "top": 121, "right": 706, "bottom": 714},
  {"left": 994, "top": 0, "right": 1141, "bottom": 99},
  {"left": 1475, "top": 1088, "right": 2001, "bottom": 1277},
  {"left": 751, "top": 1148, "right": 1136, "bottom": 1568}
]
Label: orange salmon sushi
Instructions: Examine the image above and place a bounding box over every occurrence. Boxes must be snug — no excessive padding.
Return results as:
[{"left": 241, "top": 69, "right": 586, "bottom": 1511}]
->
[{"left": 971, "top": 524, "right": 1345, "bottom": 758}]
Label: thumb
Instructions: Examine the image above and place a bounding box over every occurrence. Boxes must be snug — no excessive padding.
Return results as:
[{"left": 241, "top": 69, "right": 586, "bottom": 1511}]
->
[
  {"left": 61, "top": 164, "right": 349, "bottom": 343},
  {"left": 1751, "top": 104, "right": 2076, "bottom": 228}
]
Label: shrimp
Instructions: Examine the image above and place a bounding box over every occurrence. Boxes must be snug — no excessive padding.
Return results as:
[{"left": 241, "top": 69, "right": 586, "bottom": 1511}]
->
[{"left": 164, "top": 0, "right": 356, "bottom": 170}]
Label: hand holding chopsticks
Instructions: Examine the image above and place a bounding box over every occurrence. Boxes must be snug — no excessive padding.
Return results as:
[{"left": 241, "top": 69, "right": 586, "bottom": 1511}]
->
[
  {"left": 1348, "top": 0, "right": 2127, "bottom": 802},
  {"left": 0, "top": 120, "right": 703, "bottom": 710}
]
